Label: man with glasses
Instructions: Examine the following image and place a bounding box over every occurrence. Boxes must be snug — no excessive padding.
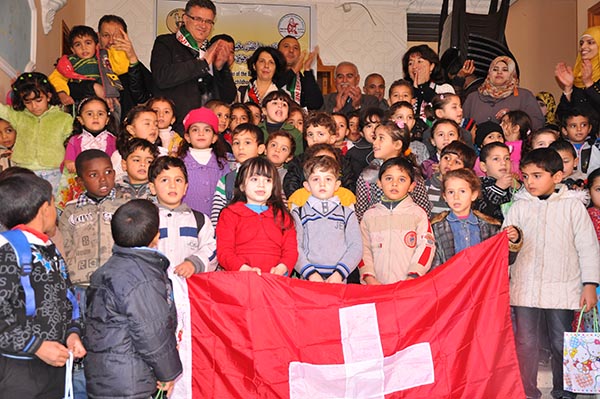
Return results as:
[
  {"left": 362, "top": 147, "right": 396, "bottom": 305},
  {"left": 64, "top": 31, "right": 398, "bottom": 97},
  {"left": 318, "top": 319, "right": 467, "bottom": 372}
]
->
[{"left": 151, "top": 0, "right": 236, "bottom": 130}]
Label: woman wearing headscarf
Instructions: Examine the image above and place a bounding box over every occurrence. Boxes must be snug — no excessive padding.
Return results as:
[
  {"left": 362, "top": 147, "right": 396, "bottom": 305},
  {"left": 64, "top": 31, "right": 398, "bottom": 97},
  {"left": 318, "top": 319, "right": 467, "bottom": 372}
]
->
[
  {"left": 555, "top": 26, "right": 600, "bottom": 118},
  {"left": 463, "top": 56, "right": 544, "bottom": 130}
]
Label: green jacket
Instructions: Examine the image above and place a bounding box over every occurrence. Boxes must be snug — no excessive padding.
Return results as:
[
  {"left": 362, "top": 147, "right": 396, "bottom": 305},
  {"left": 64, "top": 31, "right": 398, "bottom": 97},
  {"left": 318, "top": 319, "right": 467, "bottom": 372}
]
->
[
  {"left": 0, "top": 105, "right": 72, "bottom": 170},
  {"left": 258, "top": 120, "right": 304, "bottom": 155}
]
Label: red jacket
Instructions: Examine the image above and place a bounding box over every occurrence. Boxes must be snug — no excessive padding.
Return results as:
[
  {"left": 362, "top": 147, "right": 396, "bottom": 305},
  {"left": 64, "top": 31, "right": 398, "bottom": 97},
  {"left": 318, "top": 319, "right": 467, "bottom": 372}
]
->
[{"left": 216, "top": 202, "right": 298, "bottom": 273}]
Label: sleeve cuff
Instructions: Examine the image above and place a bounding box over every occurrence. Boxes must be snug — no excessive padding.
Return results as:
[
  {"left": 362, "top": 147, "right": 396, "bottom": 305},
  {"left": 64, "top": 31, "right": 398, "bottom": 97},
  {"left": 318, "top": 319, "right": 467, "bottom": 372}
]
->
[
  {"left": 186, "top": 256, "right": 205, "bottom": 273},
  {"left": 335, "top": 263, "right": 351, "bottom": 279}
]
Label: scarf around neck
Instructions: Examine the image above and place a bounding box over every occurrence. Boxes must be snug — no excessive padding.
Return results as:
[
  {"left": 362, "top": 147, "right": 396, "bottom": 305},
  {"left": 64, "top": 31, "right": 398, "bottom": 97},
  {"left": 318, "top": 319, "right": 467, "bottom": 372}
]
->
[
  {"left": 478, "top": 56, "right": 519, "bottom": 99},
  {"left": 176, "top": 26, "right": 209, "bottom": 55}
]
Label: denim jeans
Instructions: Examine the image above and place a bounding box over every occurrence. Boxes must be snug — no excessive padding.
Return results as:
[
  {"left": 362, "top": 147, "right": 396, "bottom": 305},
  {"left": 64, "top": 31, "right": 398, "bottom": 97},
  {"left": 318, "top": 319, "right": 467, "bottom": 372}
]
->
[
  {"left": 72, "top": 286, "right": 88, "bottom": 399},
  {"left": 512, "top": 306, "right": 576, "bottom": 399}
]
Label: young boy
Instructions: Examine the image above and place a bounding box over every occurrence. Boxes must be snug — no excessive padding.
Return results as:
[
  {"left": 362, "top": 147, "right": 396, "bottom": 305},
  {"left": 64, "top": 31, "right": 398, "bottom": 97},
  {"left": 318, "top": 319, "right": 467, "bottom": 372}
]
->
[
  {"left": 49, "top": 25, "right": 128, "bottom": 107},
  {"left": 0, "top": 118, "right": 16, "bottom": 171},
  {"left": 116, "top": 138, "right": 159, "bottom": 200},
  {"left": 85, "top": 199, "right": 182, "bottom": 398},
  {"left": 549, "top": 139, "right": 587, "bottom": 190},
  {"left": 0, "top": 174, "right": 85, "bottom": 396},
  {"left": 503, "top": 148, "right": 600, "bottom": 399},
  {"left": 210, "top": 123, "right": 266, "bottom": 226},
  {"left": 331, "top": 112, "right": 350, "bottom": 154},
  {"left": 265, "top": 130, "right": 295, "bottom": 183},
  {"left": 292, "top": 155, "right": 362, "bottom": 282},
  {"left": 387, "top": 79, "right": 415, "bottom": 107},
  {"left": 148, "top": 157, "right": 216, "bottom": 398},
  {"left": 561, "top": 106, "right": 600, "bottom": 176},
  {"left": 360, "top": 157, "right": 435, "bottom": 284},
  {"left": 426, "top": 141, "right": 476, "bottom": 215},
  {"left": 284, "top": 112, "right": 356, "bottom": 197},
  {"left": 475, "top": 142, "right": 520, "bottom": 221},
  {"left": 258, "top": 90, "right": 303, "bottom": 155}
]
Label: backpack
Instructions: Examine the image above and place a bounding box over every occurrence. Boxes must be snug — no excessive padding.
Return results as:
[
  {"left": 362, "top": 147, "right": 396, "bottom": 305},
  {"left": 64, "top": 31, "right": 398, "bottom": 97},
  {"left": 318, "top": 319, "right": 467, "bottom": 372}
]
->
[
  {"left": 0, "top": 230, "right": 79, "bottom": 320},
  {"left": 191, "top": 209, "right": 205, "bottom": 234}
]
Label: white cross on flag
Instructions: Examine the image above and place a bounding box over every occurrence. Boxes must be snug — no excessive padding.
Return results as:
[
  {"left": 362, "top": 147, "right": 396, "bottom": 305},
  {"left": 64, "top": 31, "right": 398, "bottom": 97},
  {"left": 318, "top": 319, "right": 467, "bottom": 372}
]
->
[{"left": 186, "top": 232, "right": 525, "bottom": 398}]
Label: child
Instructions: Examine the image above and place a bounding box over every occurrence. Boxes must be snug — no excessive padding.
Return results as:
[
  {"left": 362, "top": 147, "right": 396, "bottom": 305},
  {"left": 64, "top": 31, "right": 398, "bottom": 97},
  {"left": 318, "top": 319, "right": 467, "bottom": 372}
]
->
[
  {"left": 473, "top": 121, "right": 509, "bottom": 177},
  {"left": 475, "top": 142, "right": 520, "bottom": 221},
  {"left": 286, "top": 104, "right": 306, "bottom": 133},
  {"left": 258, "top": 90, "right": 303, "bottom": 155},
  {"left": 346, "top": 107, "right": 384, "bottom": 179},
  {"left": 431, "top": 168, "right": 521, "bottom": 269},
  {"left": 149, "top": 96, "right": 183, "bottom": 156},
  {"left": 355, "top": 121, "right": 432, "bottom": 221},
  {"left": 347, "top": 111, "right": 362, "bottom": 143},
  {"left": 59, "top": 149, "right": 126, "bottom": 286},
  {"left": 216, "top": 157, "right": 298, "bottom": 275},
  {"left": 549, "top": 139, "right": 587, "bottom": 190},
  {"left": 284, "top": 112, "right": 356, "bottom": 197},
  {"left": 426, "top": 140, "right": 477, "bottom": 215},
  {"left": 423, "top": 93, "right": 475, "bottom": 153},
  {"left": 560, "top": 106, "right": 600, "bottom": 176},
  {"left": 0, "top": 118, "right": 16, "bottom": 171},
  {"left": 265, "top": 130, "right": 295, "bottom": 185},
  {"left": 387, "top": 79, "right": 415, "bottom": 107},
  {"left": 245, "top": 101, "right": 262, "bottom": 125},
  {"left": 113, "top": 105, "right": 162, "bottom": 181},
  {"left": 503, "top": 148, "right": 600, "bottom": 399},
  {"left": 116, "top": 138, "right": 159, "bottom": 200},
  {"left": 528, "top": 127, "right": 559, "bottom": 150},
  {"left": 0, "top": 72, "right": 73, "bottom": 194},
  {"left": 211, "top": 123, "right": 266, "bottom": 226},
  {"left": 206, "top": 99, "right": 233, "bottom": 154},
  {"left": 180, "top": 107, "right": 230, "bottom": 216},
  {"left": 292, "top": 155, "right": 362, "bottom": 282},
  {"left": 230, "top": 103, "right": 252, "bottom": 133},
  {"left": 587, "top": 167, "right": 600, "bottom": 241},
  {"left": 287, "top": 144, "right": 357, "bottom": 210},
  {"left": 148, "top": 157, "right": 217, "bottom": 398},
  {"left": 49, "top": 25, "right": 127, "bottom": 109},
  {"left": 388, "top": 101, "right": 429, "bottom": 165},
  {"left": 84, "top": 199, "right": 182, "bottom": 398},
  {"left": 500, "top": 109, "right": 531, "bottom": 175},
  {"left": 58, "top": 96, "right": 118, "bottom": 209},
  {"left": 331, "top": 112, "right": 350, "bottom": 154},
  {"left": 421, "top": 118, "right": 460, "bottom": 179},
  {"left": 0, "top": 174, "right": 85, "bottom": 397},
  {"left": 360, "top": 157, "right": 435, "bottom": 284}
]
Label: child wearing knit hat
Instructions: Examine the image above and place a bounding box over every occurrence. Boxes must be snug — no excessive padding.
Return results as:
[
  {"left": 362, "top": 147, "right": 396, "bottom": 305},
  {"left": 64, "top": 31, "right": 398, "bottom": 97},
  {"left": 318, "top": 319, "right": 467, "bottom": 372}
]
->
[{"left": 179, "top": 107, "right": 231, "bottom": 216}]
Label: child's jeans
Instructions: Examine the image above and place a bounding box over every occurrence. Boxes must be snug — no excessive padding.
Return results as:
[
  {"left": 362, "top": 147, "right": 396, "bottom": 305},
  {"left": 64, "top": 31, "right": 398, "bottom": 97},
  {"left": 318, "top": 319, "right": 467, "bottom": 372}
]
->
[{"left": 512, "top": 306, "right": 576, "bottom": 399}]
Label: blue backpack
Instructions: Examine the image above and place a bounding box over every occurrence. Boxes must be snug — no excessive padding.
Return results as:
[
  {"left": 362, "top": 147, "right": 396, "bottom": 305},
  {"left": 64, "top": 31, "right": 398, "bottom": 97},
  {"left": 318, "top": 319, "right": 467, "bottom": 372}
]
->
[{"left": 0, "top": 230, "right": 79, "bottom": 320}]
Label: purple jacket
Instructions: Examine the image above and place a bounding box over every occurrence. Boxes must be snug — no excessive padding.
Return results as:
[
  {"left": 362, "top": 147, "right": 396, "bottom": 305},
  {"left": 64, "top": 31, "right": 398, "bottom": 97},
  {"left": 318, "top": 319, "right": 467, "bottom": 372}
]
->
[{"left": 182, "top": 151, "right": 230, "bottom": 216}]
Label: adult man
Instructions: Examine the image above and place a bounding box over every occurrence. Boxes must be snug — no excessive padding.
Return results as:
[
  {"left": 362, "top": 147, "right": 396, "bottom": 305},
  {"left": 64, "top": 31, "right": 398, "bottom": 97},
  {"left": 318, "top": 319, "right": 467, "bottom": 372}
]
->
[
  {"left": 277, "top": 35, "right": 323, "bottom": 110},
  {"left": 97, "top": 15, "right": 153, "bottom": 121},
  {"left": 151, "top": 0, "right": 236, "bottom": 130},
  {"left": 320, "top": 62, "right": 381, "bottom": 116},
  {"left": 363, "top": 73, "right": 388, "bottom": 110}
]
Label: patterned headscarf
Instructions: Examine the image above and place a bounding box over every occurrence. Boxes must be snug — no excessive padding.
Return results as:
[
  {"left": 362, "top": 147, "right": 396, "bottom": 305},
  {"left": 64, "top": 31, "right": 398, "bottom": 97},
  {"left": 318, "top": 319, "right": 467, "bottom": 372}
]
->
[
  {"left": 536, "top": 91, "right": 559, "bottom": 126},
  {"left": 573, "top": 26, "right": 600, "bottom": 89},
  {"left": 478, "top": 56, "right": 519, "bottom": 99}
]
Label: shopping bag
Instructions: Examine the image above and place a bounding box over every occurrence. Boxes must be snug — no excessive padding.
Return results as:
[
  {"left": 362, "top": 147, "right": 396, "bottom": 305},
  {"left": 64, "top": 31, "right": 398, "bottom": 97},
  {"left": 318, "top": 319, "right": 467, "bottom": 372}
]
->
[
  {"left": 64, "top": 351, "right": 74, "bottom": 399},
  {"left": 563, "top": 306, "right": 600, "bottom": 394}
]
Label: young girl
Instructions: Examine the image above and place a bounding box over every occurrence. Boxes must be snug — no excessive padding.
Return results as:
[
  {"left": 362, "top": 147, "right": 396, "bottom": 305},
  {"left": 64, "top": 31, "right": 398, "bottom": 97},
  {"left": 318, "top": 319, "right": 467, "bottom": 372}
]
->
[
  {"left": 422, "top": 118, "right": 461, "bottom": 179},
  {"left": 360, "top": 157, "right": 435, "bottom": 284},
  {"left": 355, "top": 121, "right": 432, "bottom": 221},
  {"left": 0, "top": 118, "right": 16, "bottom": 172},
  {"left": 245, "top": 102, "right": 263, "bottom": 125},
  {"left": 588, "top": 168, "right": 600, "bottom": 242},
  {"left": 423, "top": 93, "right": 475, "bottom": 155},
  {"left": 388, "top": 101, "right": 429, "bottom": 165},
  {"left": 180, "top": 107, "right": 230, "bottom": 216},
  {"left": 500, "top": 110, "right": 531, "bottom": 176},
  {"left": 0, "top": 72, "right": 72, "bottom": 193},
  {"left": 259, "top": 90, "right": 303, "bottom": 155},
  {"left": 430, "top": 168, "right": 521, "bottom": 269},
  {"left": 286, "top": 105, "right": 306, "bottom": 134},
  {"left": 346, "top": 107, "right": 384, "bottom": 179},
  {"left": 526, "top": 127, "right": 560, "bottom": 151},
  {"left": 112, "top": 105, "right": 163, "bottom": 181},
  {"left": 58, "top": 96, "right": 118, "bottom": 209},
  {"left": 149, "top": 97, "right": 182, "bottom": 156},
  {"left": 216, "top": 156, "right": 297, "bottom": 275}
]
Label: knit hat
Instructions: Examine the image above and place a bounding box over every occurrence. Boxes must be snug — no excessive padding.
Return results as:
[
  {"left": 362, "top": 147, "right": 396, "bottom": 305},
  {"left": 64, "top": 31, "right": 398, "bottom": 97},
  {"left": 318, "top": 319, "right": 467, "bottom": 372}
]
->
[
  {"left": 475, "top": 121, "right": 503, "bottom": 148},
  {"left": 182, "top": 107, "right": 219, "bottom": 132}
]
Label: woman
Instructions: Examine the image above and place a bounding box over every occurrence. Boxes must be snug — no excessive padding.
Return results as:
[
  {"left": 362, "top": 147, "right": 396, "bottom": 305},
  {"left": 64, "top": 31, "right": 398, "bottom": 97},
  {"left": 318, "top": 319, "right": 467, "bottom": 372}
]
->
[
  {"left": 402, "top": 44, "right": 454, "bottom": 120},
  {"left": 463, "top": 56, "right": 544, "bottom": 130},
  {"left": 555, "top": 26, "right": 600, "bottom": 118},
  {"left": 238, "top": 47, "right": 286, "bottom": 105}
]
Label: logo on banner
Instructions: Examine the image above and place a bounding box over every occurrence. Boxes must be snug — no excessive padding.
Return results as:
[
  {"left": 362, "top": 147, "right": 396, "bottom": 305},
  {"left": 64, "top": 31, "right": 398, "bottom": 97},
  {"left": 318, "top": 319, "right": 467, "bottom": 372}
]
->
[{"left": 278, "top": 13, "right": 305, "bottom": 39}]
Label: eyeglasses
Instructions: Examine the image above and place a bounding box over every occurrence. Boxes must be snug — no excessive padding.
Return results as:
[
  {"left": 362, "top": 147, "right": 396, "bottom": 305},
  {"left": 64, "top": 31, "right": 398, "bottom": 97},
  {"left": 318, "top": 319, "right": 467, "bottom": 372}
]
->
[{"left": 185, "top": 14, "right": 215, "bottom": 26}]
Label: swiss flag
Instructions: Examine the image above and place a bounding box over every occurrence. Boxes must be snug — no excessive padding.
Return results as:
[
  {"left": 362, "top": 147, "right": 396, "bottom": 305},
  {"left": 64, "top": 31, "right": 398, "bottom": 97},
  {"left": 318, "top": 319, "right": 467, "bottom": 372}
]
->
[{"left": 187, "top": 232, "right": 525, "bottom": 398}]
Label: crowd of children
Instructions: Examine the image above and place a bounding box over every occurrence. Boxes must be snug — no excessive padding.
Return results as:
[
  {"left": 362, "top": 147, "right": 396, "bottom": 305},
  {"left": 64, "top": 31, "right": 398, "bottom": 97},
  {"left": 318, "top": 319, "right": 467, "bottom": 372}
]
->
[{"left": 1, "top": 17, "right": 600, "bottom": 399}]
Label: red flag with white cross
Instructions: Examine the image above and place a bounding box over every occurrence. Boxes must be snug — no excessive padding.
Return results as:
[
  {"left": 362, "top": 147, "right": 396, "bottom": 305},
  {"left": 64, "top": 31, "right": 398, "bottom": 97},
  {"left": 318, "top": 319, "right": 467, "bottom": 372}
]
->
[{"left": 186, "top": 232, "right": 525, "bottom": 398}]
